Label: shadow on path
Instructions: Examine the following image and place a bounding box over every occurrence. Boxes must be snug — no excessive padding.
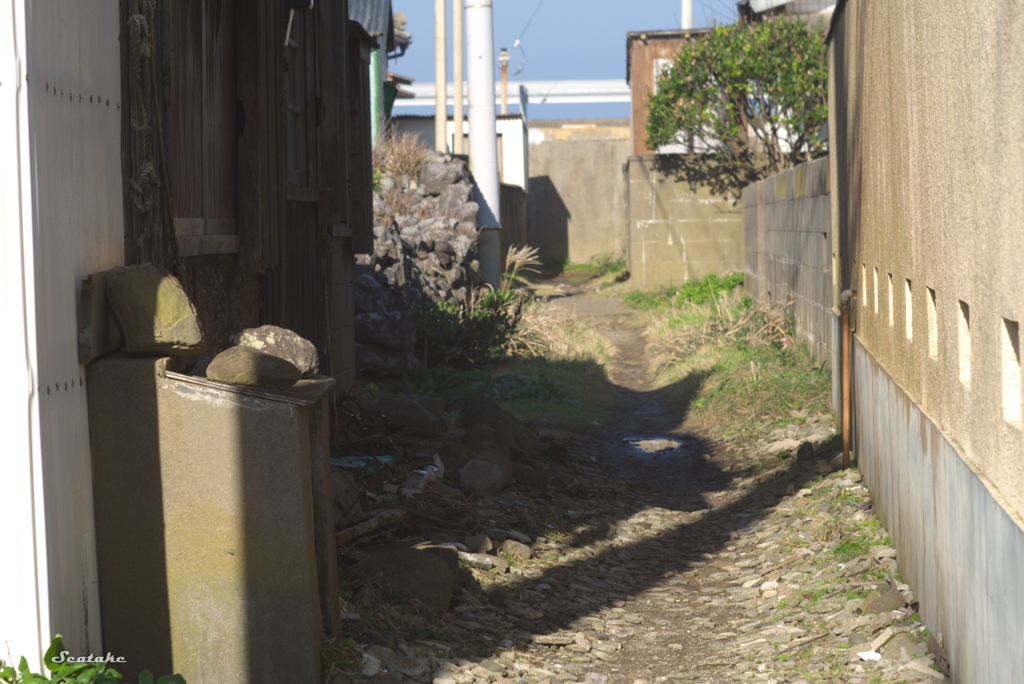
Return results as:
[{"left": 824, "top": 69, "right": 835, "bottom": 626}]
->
[{"left": 433, "top": 295, "right": 837, "bottom": 660}]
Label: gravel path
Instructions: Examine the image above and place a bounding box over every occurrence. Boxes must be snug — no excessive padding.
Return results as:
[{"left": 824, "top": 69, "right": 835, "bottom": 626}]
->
[{"left": 335, "top": 293, "right": 949, "bottom": 684}]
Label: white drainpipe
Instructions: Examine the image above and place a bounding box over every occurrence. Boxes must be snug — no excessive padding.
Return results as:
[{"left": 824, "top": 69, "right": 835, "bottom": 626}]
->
[{"left": 465, "top": 0, "right": 501, "bottom": 287}]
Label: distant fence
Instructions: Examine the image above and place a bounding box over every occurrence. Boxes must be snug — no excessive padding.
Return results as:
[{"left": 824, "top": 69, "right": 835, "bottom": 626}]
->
[
  {"left": 743, "top": 156, "right": 833, "bottom": 365},
  {"left": 499, "top": 183, "right": 528, "bottom": 266}
]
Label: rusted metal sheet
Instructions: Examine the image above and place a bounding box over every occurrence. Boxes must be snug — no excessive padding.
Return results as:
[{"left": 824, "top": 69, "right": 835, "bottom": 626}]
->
[{"left": 855, "top": 339, "right": 1024, "bottom": 683}]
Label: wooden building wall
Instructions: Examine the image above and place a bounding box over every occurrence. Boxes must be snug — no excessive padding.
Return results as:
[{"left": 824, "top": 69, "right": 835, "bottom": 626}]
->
[
  {"left": 120, "top": 0, "right": 368, "bottom": 388},
  {"left": 627, "top": 30, "right": 708, "bottom": 156}
]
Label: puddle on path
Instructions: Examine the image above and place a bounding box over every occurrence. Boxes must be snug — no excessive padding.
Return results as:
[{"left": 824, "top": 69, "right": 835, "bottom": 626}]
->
[{"left": 625, "top": 437, "right": 683, "bottom": 453}]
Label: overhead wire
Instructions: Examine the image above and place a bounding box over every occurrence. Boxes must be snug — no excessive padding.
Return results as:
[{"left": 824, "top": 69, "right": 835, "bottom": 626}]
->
[{"left": 511, "top": 0, "right": 546, "bottom": 76}]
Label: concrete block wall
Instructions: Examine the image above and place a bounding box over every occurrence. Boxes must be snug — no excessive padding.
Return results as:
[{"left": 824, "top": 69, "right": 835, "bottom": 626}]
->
[
  {"left": 626, "top": 157, "right": 744, "bottom": 289},
  {"left": 527, "top": 119, "right": 631, "bottom": 265},
  {"left": 743, "top": 156, "right": 833, "bottom": 365}
]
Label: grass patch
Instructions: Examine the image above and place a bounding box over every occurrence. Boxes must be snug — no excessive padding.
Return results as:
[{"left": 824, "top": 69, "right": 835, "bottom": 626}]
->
[
  {"left": 641, "top": 288, "right": 830, "bottom": 443},
  {"left": 503, "top": 357, "right": 615, "bottom": 424},
  {"left": 656, "top": 330, "right": 832, "bottom": 443},
  {"left": 546, "top": 253, "right": 627, "bottom": 278},
  {"left": 834, "top": 537, "right": 873, "bottom": 561},
  {"left": 625, "top": 273, "right": 745, "bottom": 310},
  {"left": 412, "top": 302, "right": 617, "bottom": 424}
]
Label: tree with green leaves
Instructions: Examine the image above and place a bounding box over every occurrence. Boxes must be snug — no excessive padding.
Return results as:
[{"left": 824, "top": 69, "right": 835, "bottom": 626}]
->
[{"left": 646, "top": 19, "right": 828, "bottom": 198}]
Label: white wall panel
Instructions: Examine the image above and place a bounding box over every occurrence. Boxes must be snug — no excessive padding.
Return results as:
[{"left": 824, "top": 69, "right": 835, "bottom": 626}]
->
[
  {"left": 0, "top": 0, "right": 124, "bottom": 663},
  {"left": 0, "top": 0, "right": 47, "bottom": 672}
]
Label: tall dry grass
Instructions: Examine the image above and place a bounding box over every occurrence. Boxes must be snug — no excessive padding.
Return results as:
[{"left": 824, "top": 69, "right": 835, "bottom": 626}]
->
[
  {"left": 502, "top": 244, "right": 542, "bottom": 290},
  {"left": 647, "top": 298, "right": 792, "bottom": 379},
  {"left": 511, "top": 302, "right": 613, "bottom": 363},
  {"left": 373, "top": 125, "right": 430, "bottom": 179}
]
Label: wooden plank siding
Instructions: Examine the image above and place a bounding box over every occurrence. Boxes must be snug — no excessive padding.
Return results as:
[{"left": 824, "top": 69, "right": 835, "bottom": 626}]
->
[
  {"left": 120, "top": 0, "right": 366, "bottom": 379},
  {"left": 263, "top": 7, "right": 328, "bottom": 359},
  {"left": 347, "top": 20, "right": 375, "bottom": 255},
  {"left": 168, "top": 0, "right": 239, "bottom": 257}
]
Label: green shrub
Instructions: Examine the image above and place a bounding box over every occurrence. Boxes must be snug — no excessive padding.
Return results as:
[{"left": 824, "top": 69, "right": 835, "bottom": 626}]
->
[
  {"left": 0, "top": 636, "right": 184, "bottom": 684},
  {"left": 409, "top": 289, "right": 523, "bottom": 369}
]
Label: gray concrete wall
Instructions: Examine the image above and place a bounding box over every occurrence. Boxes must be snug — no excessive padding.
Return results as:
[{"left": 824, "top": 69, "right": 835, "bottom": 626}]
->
[
  {"left": 626, "top": 156, "right": 744, "bottom": 289},
  {"left": 743, "top": 156, "right": 833, "bottom": 365},
  {"left": 855, "top": 341, "right": 1024, "bottom": 683},
  {"left": 527, "top": 119, "right": 631, "bottom": 265},
  {"left": 828, "top": 4, "right": 1024, "bottom": 681},
  {"left": 88, "top": 356, "right": 337, "bottom": 684}
]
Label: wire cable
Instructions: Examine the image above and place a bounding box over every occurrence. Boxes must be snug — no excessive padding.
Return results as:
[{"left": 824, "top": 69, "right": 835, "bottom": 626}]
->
[
  {"left": 513, "top": 0, "right": 546, "bottom": 47},
  {"left": 511, "top": 0, "right": 546, "bottom": 75}
]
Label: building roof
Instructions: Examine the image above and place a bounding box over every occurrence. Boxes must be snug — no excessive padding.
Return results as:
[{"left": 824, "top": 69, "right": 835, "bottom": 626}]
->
[{"left": 349, "top": 0, "right": 395, "bottom": 51}]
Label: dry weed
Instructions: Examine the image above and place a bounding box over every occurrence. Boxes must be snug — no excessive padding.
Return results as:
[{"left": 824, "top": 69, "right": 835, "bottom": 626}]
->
[
  {"left": 502, "top": 244, "right": 541, "bottom": 290},
  {"left": 511, "top": 302, "right": 612, "bottom": 362},
  {"left": 648, "top": 299, "right": 792, "bottom": 379},
  {"left": 373, "top": 124, "right": 430, "bottom": 178}
]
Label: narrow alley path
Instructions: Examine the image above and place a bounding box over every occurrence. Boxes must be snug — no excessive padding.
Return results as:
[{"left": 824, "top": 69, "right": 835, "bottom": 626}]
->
[{"left": 339, "top": 289, "right": 948, "bottom": 684}]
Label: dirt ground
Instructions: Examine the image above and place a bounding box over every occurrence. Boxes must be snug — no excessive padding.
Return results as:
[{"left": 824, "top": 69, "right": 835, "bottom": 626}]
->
[{"left": 336, "top": 281, "right": 947, "bottom": 684}]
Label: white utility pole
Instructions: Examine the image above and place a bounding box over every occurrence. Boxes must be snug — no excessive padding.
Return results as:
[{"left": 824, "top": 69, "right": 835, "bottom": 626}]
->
[
  {"left": 434, "top": 0, "right": 448, "bottom": 152},
  {"left": 465, "top": 0, "right": 501, "bottom": 287},
  {"left": 453, "top": 0, "right": 465, "bottom": 154},
  {"left": 681, "top": 0, "right": 693, "bottom": 29}
]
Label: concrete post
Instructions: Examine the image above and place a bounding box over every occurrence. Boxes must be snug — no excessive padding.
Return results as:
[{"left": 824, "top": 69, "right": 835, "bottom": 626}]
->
[
  {"left": 465, "top": 0, "right": 501, "bottom": 286},
  {"left": 434, "top": 0, "right": 448, "bottom": 153},
  {"left": 453, "top": 0, "right": 465, "bottom": 154},
  {"left": 499, "top": 48, "right": 509, "bottom": 115}
]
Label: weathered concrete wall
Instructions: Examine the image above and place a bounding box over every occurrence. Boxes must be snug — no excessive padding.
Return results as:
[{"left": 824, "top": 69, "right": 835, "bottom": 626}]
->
[
  {"left": 527, "top": 119, "right": 631, "bottom": 265},
  {"left": 88, "top": 356, "right": 337, "bottom": 684},
  {"left": 626, "top": 156, "right": 744, "bottom": 289},
  {"left": 830, "top": 3, "right": 1024, "bottom": 681},
  {"left": 743, "top": 156, "right": 833, "bottom": 365},
  {"left": 855, "top": 342, "right": 1024, "bottom": 683}
]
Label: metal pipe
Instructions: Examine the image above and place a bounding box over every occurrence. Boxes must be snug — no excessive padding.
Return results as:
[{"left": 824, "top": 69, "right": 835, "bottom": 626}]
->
[
  {"left": 434, "top": 0, "right": 448, "bottom": 153},
  {"left": 681, "top": 0, "right": 693, "bottom": 29},
  {"left": 465, "top": 0, "right": 501, "bottom": 287},
  {"left": 499, "top": 48, "right": 509, "bottom": 115},
  {"left": 453, "top": 0, "right": 465, "bottom": 154},
  {"left": 840, "top": 289, "right": 855, "bottom": 469}
]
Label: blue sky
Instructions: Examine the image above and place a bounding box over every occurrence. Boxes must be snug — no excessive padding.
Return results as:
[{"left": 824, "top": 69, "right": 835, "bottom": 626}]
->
[{"left": 389, "top": 0, "right": 738, "bottom": 120}]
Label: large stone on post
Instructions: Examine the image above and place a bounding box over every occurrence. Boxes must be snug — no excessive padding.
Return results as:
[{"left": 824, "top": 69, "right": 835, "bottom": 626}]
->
[
  {"left": 107, "top": 264, "right": 205, "bottom": 354},
  {"left": 231, "top": 325, "right": 320, "bottom": 377},
  {"left": 206, "top": 346, "right": 302, "bottom": 389}
]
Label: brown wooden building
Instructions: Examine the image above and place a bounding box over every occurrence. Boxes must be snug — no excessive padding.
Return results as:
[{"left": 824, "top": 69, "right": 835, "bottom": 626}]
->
[
  {"left": 120, "top": 0, "right": 375, "bottom": 391},
  {"left": 625, "top": 28, "right": 709, "bottom": 157}
]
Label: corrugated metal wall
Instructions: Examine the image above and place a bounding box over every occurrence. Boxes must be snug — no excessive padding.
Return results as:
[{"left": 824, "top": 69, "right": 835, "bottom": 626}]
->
[
  {"left": 855, "top": 341, "right": 1024, "bottom": 683},
  {"left": 0, "top": 0, "right": 47, "bottom": 670},
  {"left": 2, "top": 0, "right": 124, "bottom": 661}
]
